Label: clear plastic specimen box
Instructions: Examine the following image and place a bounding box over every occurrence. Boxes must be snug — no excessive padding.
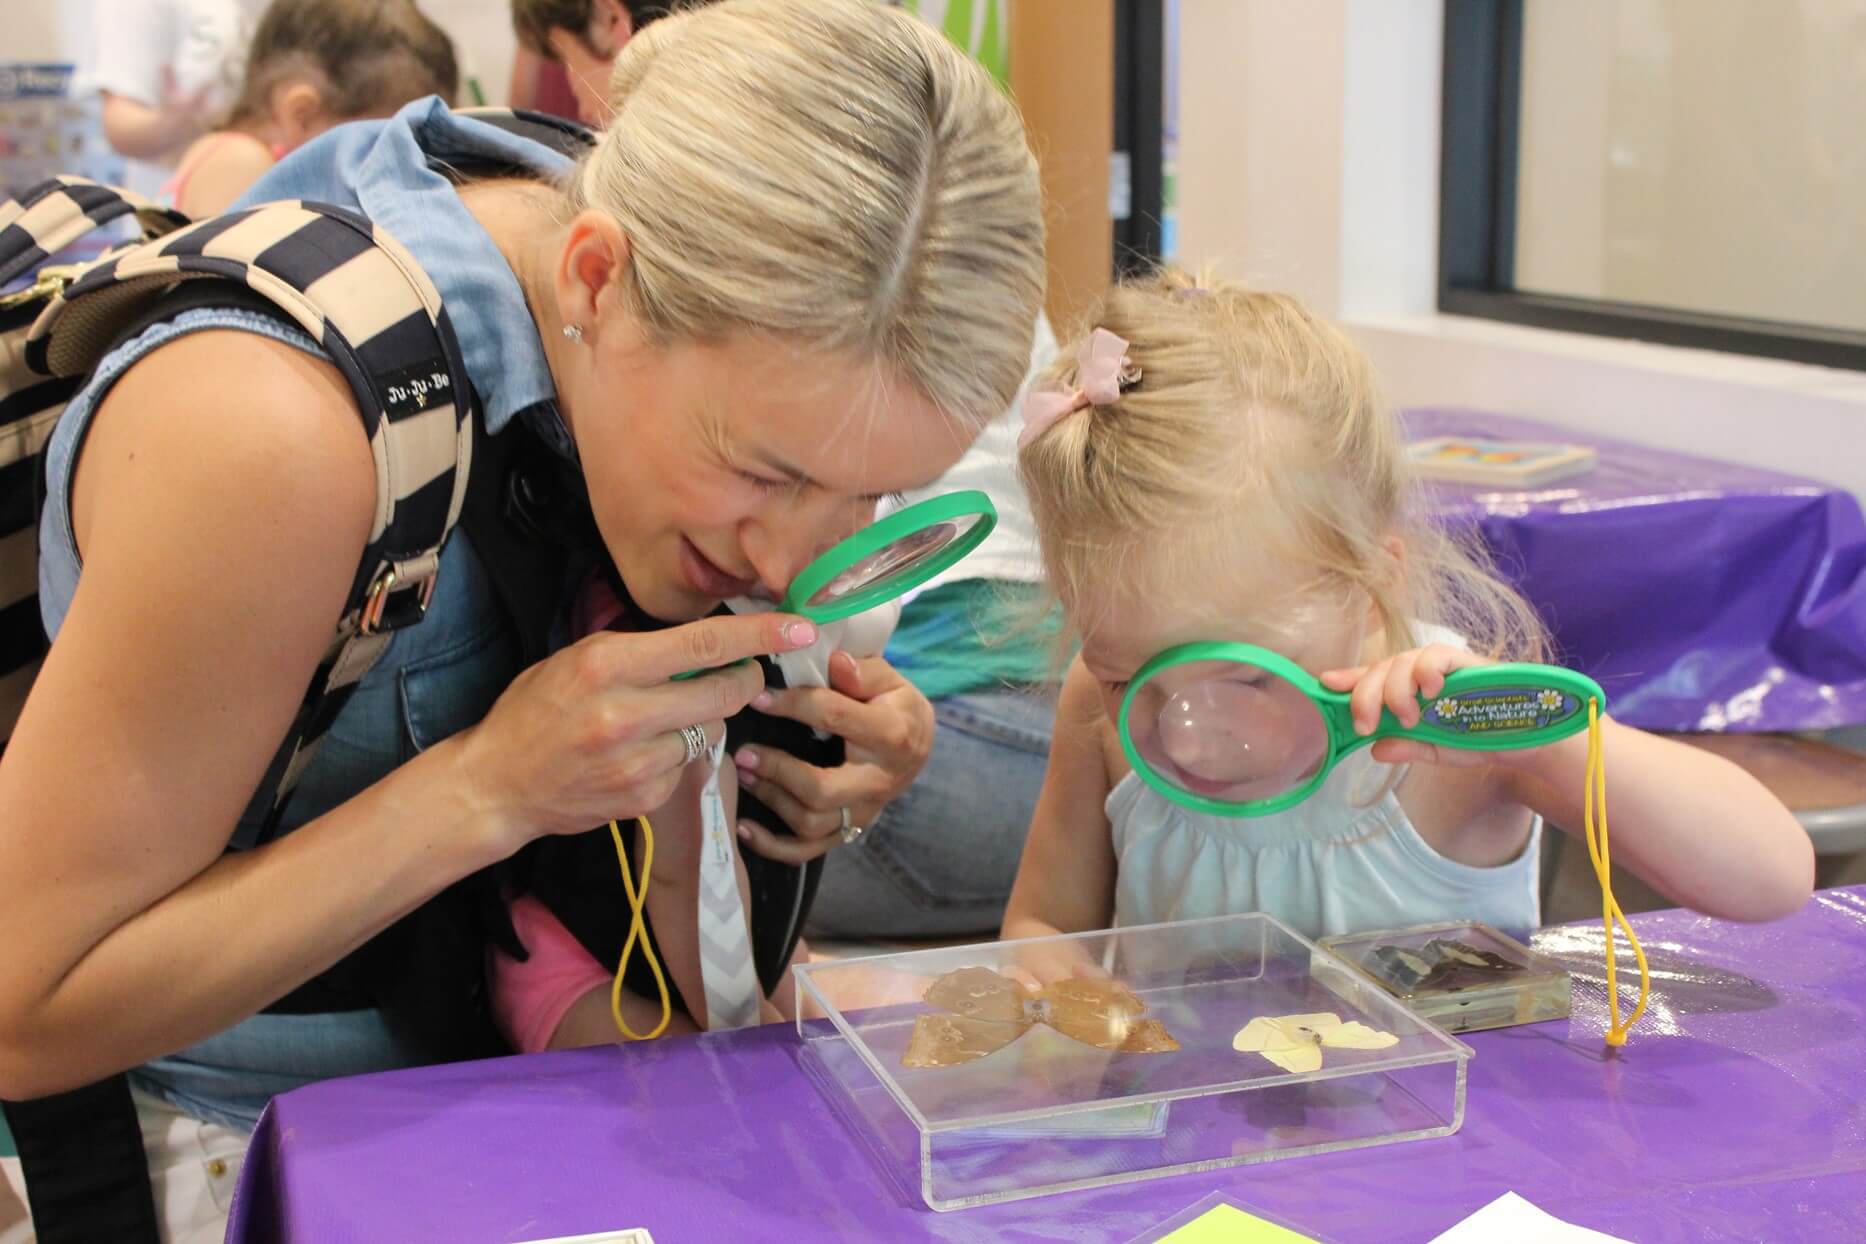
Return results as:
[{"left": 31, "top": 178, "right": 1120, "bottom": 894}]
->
[{"left": 794, "top": 913, "right": 1472, "bottom": 1210}]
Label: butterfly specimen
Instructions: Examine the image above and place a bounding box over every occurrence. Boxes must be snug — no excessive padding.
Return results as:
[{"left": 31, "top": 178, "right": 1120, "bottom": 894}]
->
[
  {"left": 1229, "top": 1012, "right": 1399, "bottom": 1073},
  {"left": 901, "top": 966, "right": 1180, "bottom": 1068},
  {"left": 1367, "top": 937, "right": 1527, "bottom": 993}
]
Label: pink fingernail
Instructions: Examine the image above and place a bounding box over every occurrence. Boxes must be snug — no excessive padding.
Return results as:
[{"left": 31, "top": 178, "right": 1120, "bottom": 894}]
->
[
  {"left": 782, "top": 620, "right": 817, "bottom": 647},
  {"left": 736, "top": 822, "right": 752, "bottom": 841},
  {"left": 752, "top": 691, "right": 773, "bottom": 710},
  {"left": 736, "top": 748, "right": 759, "bottom": 770},
  {"left": 736, "top": 767, "right": 758, "bottom": 788}
]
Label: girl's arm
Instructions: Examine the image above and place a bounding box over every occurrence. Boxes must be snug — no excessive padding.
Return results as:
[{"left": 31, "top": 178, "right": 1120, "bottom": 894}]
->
[
  {"left": 1325, "top": 645, "right": 1814, "bottom": 923},
  {"left": 1001, "top": 659, "right": 1120, "bottom": 947},
  {"left": 1500, "top": 720, "right": 1813, "bottom": 921}
]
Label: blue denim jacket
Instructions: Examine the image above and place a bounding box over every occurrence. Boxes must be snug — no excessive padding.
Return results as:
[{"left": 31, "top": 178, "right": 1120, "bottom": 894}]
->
[{"left": 36, "top": 99, "right": 575, "bottom": 1128}]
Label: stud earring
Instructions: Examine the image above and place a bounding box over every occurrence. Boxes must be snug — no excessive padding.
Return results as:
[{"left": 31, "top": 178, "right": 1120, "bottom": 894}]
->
[{"left": 562, "top": 323, "right": 584, "bottom": 343}]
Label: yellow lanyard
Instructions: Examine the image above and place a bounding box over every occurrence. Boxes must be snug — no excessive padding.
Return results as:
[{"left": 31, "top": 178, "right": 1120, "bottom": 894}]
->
[
  {"left": 1584, "top": 700, "right": 1649, "bottom": 1045},
  {"left": 608, "top": 816, "right": 672, "bottom": 1041}
]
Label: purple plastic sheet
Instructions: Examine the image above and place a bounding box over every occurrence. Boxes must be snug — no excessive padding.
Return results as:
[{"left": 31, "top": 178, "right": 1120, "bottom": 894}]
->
[
  {"left": 227, "top": 889, "right": 1866, "bottom": 1243},
  {"left": 1402, "top": 408, "right": 1866, "bottom": 733}
]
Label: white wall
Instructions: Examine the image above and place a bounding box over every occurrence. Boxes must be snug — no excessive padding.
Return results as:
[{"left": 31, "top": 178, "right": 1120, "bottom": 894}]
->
[
  {"left": 422, "top": 0, "right": 517, "bottom": 106},
  {"left": 1173, "top": 0, "right": 1866, "bottom": 498},
  {"left": 12, "top": 0, "right": 95, "bottom": 62}
]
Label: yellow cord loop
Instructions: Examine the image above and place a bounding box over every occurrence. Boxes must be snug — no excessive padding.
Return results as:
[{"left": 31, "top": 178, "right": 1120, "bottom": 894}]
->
[
  {"left": 1582, "top": 698, "right": 1650, "bottom": 1045},
  {"left": 609, "top": 816, "right": 672, "bottom": 1041}
]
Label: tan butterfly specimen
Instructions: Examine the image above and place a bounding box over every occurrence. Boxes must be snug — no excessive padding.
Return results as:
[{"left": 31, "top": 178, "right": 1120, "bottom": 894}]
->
[
  {"left": 901, "top": 966, "right": 1180, "bottom": 1068},
  {"left": 1230, "top": 1012, "right": 1399, "bottom": 1073}
]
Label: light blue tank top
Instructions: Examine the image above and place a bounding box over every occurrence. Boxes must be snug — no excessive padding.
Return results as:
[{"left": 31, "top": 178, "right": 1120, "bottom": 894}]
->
[
  {"left": 35, "top": 99, "right": 576, "bottom": 1129},
  {"left": 1107, "top": 626, "right": 1543, "bottom": 945}
]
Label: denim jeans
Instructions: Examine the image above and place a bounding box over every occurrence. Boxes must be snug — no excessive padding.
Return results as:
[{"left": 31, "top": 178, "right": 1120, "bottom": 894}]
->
[{"left": 807, "top": 686, "right": 1057, "bottom": 939}]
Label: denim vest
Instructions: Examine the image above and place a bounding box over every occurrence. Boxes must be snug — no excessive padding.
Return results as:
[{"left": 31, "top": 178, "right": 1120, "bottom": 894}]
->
[{"left": 36, "top": 99, "right": 576, "bottom": 1128}]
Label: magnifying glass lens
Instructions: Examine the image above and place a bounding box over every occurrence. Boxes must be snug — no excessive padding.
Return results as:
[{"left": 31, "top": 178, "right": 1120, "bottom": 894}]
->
[
  {"left": 1127, "top": 659, "right": 1329, "bottom": 807},
  {"left": 807, "top": 515, "right": 981, "bottom": 608}
]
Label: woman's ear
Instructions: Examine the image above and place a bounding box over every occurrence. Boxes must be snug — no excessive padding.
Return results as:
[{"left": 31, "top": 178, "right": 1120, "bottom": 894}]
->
[{"left": 555, "top": 210, "right": 633, "bottom": 346}]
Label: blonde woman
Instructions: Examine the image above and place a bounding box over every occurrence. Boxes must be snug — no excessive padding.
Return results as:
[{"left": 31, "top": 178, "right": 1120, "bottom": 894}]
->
[{"left": 0, "top": 1, "right": 1043, "bottom": 1238}]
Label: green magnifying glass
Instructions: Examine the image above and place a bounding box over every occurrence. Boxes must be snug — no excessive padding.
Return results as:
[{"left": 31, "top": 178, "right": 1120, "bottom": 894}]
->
[
  {"left": 1118, "top": 641, "right": 1605, "bottom": 817},
  {"left": 776, "top": 489, "right": 997, "bottom": 623},
  {"left": 672, "top": 490, "right": 997, "bottom": 680}
]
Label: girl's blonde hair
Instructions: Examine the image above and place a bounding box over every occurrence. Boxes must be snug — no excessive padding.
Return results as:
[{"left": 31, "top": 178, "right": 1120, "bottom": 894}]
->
[
  {"left": 564, "top": 0, "right": 1046, "bottom": 429},
  {"left": 1019, "top": 271, "right": 1547, "bottom": 663}
]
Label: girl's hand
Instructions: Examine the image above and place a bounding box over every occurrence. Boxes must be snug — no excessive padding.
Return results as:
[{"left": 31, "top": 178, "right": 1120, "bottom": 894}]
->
[
  {"left": 453, "top": 613, "right": 818, "bottom": 854},
  {"left": 731, "top": 651, "right": 934, "bottom": 864},
  {"left": 1320, "top": 645, "right": 1524, "bottom": 768}
]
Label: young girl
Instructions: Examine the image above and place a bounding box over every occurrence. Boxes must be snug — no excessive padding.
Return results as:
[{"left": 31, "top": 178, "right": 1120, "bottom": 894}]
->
[
  {"left": 165, "top": 0, "right": 458, "bottom": 217},
  {"left": 1003, "top": 274, "right": 1813, "bottom": 953}
]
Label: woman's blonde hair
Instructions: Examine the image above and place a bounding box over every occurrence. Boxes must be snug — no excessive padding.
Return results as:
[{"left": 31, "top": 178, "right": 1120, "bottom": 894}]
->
[
  {"left": 1019, "top": 271, "right": 1547, "bottom": 663},
  {"left": 563, "top": 0, "right": 1046, "bottom": 429}
]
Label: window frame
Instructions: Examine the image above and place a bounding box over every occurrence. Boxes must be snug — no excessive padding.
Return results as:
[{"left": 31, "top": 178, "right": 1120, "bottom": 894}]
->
[
  {"left": 1439, "top": 0, "right": 1866, "bottom": 372},
  {"left": 1113, "top": 0, "right": 1166, "bottom": 277}
]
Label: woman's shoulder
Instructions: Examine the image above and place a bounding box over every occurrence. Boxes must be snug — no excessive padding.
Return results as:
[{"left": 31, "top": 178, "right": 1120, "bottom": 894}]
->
[{"left": 76, "top": 327, "right": 375, "bottom": 569}]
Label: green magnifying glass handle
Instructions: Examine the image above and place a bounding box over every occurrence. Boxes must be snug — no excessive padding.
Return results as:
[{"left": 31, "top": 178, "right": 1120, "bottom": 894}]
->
[{"left": 1344, "top": 663, "right": 1606, "bottom": 753}]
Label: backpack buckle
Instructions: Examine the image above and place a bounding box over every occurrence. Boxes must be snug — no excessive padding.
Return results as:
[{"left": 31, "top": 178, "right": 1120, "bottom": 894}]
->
[
  {"left": 0, "top": 263, "right": 79, "bottom": 311},
  {"left": 359, "top": 558, "right": 438, "bottom": 635}
]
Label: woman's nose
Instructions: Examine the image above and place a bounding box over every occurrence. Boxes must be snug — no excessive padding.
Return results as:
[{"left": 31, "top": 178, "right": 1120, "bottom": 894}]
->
[{"left": 740, "top": 498, "right": 874, "bottom": 602}]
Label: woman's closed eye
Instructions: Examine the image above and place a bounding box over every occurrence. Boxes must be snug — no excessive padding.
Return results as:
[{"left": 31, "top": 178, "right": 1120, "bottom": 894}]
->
[{"left": 735, "top": 467, "right": 791, "bottom": 494}]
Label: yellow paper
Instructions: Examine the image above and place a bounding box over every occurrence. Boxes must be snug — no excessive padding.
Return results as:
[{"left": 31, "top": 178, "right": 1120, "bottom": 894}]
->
[{"left": 1158, "top": 1202, "right": 1319, "bottom": 1244}]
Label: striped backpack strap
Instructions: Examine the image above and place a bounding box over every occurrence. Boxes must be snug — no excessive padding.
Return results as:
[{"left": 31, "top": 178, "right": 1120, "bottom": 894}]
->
[
  {"left": 26, "top": 198, "right": 474, "bottom": 844},
  {"left": 2, "top": 177, "right": 186, "bottom": 756},
  {"left": 453, "top": 105, "right": 598, "bottom": 157}
]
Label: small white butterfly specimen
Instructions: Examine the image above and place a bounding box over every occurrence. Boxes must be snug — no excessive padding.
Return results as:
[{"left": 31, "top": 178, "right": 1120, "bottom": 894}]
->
[{"left": 1231, "top": 1011, "right": 1399, "bottom": 1073}]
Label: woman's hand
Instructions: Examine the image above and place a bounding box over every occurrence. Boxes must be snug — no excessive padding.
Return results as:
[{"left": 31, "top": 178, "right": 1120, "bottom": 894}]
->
[
  {"left": 453, "top": 612, "right": 819, "bottom": 854},
  {"left": 731, "top": 651, "right": 934, "bottom": 864},
  {"left": 1320, "top": 645, "right": 1521, "bottom": 768}
]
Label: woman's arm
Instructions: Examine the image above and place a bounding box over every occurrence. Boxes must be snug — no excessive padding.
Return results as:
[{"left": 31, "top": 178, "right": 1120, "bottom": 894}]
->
[
  {"left": 0, "top": 330, "right": 469, "bottom": 1095},
  {"left": 0, "top": 330, "right": 801, "bottom": 1097},
  {"left": 1001, "top": 659, "right": 1119, "bottom": 949},
  {"left": 101, "top": 88, "right": 209, "bottom": 162}
]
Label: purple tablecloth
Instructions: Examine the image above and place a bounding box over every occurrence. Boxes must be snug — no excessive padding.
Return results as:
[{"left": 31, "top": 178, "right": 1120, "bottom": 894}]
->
[
  {"left": 227, "top": 889, "right": 1866, "bottom": 1243},
  {"left": 1403, "top": 409, "right": 1866, "bottom": 733}
]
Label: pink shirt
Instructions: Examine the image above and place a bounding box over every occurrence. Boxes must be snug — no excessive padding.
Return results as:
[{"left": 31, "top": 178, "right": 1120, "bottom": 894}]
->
[
  {"left": 489, "top": 570, "right": 649, "bottom": 1053},
  {"left": 490, "top": 894, "right": 611, "bottom": 1055}
]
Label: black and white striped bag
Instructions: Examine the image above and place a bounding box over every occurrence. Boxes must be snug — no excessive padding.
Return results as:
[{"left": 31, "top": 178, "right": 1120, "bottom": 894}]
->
[{"left": 0, "top": 176, "right": 472, "bottom": 841}]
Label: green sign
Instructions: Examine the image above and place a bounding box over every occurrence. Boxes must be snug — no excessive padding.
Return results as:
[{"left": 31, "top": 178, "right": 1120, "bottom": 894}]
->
[{"left": 897, "top": 0, "right": 1009, "bottom": 87}]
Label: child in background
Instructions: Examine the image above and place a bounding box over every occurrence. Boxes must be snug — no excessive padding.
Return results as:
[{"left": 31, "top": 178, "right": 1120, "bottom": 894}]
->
[
  {"left": 86, "top": 0, "right": 260, "bottom": 198},
  {"left": 1002, "top": 273, "right": 1813, "bottom": 955},
  {"left": 510, "top": 0, "right": 669, "bottom": 126},
  {"left": 166, "top": 0, "right": 458, "bottom": 217}
]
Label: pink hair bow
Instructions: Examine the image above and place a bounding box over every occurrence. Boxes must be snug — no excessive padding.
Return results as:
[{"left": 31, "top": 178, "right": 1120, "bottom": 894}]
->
[{"left": 1018, "top": 328, "right": 1140, "bottom": 449}]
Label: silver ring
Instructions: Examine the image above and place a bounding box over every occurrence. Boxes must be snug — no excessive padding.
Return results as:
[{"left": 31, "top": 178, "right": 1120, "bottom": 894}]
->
[
  {"left": 839, "top": 806, "right": 865, "bottom": 845},
  {"left": 678, "top": 723, "right": 708, "bottom": 765}
]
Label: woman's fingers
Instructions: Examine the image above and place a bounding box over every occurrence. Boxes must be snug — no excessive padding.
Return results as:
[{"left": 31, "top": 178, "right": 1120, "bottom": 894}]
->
[{"left": 735, "top": 817, "right": 838, "bottom": 865}]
